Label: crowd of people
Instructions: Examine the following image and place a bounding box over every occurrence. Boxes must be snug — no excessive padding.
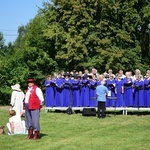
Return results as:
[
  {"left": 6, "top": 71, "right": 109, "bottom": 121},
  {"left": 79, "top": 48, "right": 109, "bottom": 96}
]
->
[
  {"left": 44, "top": 68, "right": 150, "bottom": 108},
  {"left": 5, "top": 68, "right": 150, "bottom": 136}
]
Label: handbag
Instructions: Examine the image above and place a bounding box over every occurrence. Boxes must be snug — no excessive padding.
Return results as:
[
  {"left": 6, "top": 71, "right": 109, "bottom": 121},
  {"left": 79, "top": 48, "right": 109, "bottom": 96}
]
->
[{"left": 0, "top": 126, "right": 5, "bottom": 134}]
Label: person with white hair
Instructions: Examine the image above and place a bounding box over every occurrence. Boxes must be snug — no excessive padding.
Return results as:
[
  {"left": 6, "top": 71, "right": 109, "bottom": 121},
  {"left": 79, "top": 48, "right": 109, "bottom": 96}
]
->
[
  {"left": 10, "top": 84, "right": 25, "bottom": 115},
  {"left": 96, "top": 80, "right": 109, "bottom": 119}
]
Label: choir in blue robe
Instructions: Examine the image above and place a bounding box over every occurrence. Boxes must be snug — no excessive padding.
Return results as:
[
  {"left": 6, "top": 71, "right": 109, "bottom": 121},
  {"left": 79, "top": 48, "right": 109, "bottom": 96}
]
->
[
  {"left": 55, "top": 76, "right": 64, "bottom": 107},
  {"left": 89, "top": 79, "right": 97, "bottom": 107},
  {"left": 106, "top": 79, "right": 116, "bottom": 107},
  {"left": 63, "top": 77, "right": 72, "bottom": 107},
  {"left": 72, "top": 78, "right": 81, "bottom": 107},
  {"left": 44, "top": 79, "right": 55, "bottom": 107},
  {"left": 143, "top": 78, "right": 150, "bottom": 107},
  {"left": 44, "top": 73, "right": 150, "bottom": 108},
  {"left": 115, "top": 78, "right": 124, "bottom": 107},
  {"left": 80, "top": 75, "right": 90, "bottom": 107},
  {"left": 133, "top": 79, "right": 144, "bottom": 107},
  {"left": 123, "top": 77, "right": 133, "bottom": 107}
]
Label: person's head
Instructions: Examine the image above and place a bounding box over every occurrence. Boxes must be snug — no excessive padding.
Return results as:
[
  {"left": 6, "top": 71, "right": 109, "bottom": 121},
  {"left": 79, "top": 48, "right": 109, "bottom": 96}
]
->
[
  {"left": 92, "top": 74, "right": 97, "bottom": 80},
  {"left": 129, "top": 71, "right": 133, "bottom": 76},
  {"left": 84, "top": 69, "right": 89, "bottom": 74},
  {"left": 109, "top": 74, "right": 115, "bottom": 79},
  {"left": 53, "top": 72, "right": 58, "bottom": 78},
  {"left": 92, "top": 68, "right": 97, "bottom": 75},
  {"left": 146, "top": 69, "right": 150, "bottom": 75},
  {"left": 119, "top": 69, "right": 124, "bottom": 75},
  {"left": 145, "top": 73, "right": 149, "bottom": 79},
  {"left": 115, "top": 73, "right": 119, "bottom": 79},
  {"left": 27, "top": 78, "right": 35, "bottom": 87},
  {"left": 9, "top": 110, "right": 16, "bottom": 116},
  {"left": 58, "top": 73, "right": 62, "bottom": 78},
  {"left": 78, "top": 71, "right": 83, "bottom": 76},
  {"left": 108, "top": 69, "right": 113, "bottom": 74},
  {"left": 135, "top": 69, "right": 141, "bottom": 75},
  {"left": 83, "top": 74, "right": 88, "bottom": 79},
  {"left": 118, "top": 74, "right": 122, "bottom": 80},
  {"left": 64, "top": 73, "right": 70, "bottom": 79},
  {"left": 60, "top": 70, "right": 65, "bottom": 76},
  {"left": 47, "top": 75, "right": 52, "bottom": 80},
  {"left": 98, "top": 74, "right": 104, "bottom": 81},
  {"left": 125, "top": 72, "right": 130, "bottom": 78}
]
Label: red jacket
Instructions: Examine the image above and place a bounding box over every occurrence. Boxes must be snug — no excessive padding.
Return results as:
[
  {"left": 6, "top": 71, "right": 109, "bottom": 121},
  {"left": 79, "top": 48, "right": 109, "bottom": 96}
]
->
[{"left": 28, "top": 85, "right": 41, "bottom": 110}]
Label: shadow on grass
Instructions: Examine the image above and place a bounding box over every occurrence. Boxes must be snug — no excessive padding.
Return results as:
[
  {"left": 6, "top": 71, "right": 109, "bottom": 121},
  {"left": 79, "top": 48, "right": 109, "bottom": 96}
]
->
[
  {"left": 47, "top": 109, "right": 150, "bottom": 116},
  {"left": 126, "top": 111, "right": 150, "bottom": 116},
  {"left": 40, "top": 133, "right": 48, "bottom": 139},
  {"left": 106, "top": 110, "right": 150, "bottom": 116}
]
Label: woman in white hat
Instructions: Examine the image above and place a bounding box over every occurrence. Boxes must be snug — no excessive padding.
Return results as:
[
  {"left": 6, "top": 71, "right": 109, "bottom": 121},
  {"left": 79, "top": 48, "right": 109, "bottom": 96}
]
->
[{"left": 10, "top": 84, "right": 25, "bottom": 115}]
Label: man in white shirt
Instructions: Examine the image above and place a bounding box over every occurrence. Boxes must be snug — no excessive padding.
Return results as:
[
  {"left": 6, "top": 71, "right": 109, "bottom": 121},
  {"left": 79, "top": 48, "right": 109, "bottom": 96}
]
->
[{"left": 24, "top": 78, "right": 44, "bottom": 140}]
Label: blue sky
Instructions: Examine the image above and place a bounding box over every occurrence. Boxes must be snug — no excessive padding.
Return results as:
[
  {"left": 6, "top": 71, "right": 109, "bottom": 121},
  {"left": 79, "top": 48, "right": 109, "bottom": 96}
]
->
[{"left": 0, "top": 0, "right": 45, "bottom": 45}]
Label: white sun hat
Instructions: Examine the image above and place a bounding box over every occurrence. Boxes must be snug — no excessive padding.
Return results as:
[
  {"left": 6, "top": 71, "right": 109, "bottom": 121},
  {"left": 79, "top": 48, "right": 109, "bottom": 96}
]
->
[{"left": 11, "top": 84, "right": 21, "bottom": 91}]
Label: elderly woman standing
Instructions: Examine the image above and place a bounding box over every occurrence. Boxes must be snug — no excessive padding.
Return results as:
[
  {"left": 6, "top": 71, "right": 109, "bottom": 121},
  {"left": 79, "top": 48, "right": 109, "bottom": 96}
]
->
[{"left": 10, "top": 84, "right": 25, "bottom": 115}]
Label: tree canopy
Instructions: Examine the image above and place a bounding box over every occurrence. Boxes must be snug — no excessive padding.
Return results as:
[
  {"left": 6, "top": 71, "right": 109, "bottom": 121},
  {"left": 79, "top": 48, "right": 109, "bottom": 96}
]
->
[{"left": 0, "top": 0, "right": 149, "bottom": 104}]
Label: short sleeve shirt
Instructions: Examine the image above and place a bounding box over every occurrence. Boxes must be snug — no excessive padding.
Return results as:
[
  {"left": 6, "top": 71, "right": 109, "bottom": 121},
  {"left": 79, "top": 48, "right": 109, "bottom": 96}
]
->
[{"left": 96, "top": 85, "right": 109, "bottom": 102}]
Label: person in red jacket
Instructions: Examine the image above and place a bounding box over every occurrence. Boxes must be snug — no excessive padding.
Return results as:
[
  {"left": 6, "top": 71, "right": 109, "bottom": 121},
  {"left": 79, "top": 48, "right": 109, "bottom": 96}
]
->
[{"left": 24, "top": 78, "right": 44, "bottom": 140}]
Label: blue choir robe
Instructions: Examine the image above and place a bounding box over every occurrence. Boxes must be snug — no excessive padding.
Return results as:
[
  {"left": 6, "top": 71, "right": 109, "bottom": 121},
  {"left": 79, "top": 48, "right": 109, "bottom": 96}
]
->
[
  {"left": 89, "top": 79, "right": 97, "bottom": 107},
  {"left": 72, "top": 79, "right": 81, "bottom": 107},
  {"left": 63, "top": 78, "right": 72, "bottom": 107},
  {"left": 106, "top": 79, "right": 116, "bottom": 107},
  {"left": 115, "top": 79, "right": 124, "bottom": 107},
  {"left": 55, "top": 78, "right": 64, "bottom": 107},
  {"left": 44, "top": 79, "right": 55, "bottom": 107},
  {"left": 143, "top": 79, "right": 150, "bottom": 107},
  {"left": 133, "top": 79, "right": 144, "bottom": 107},
  {"left": 96, "top": 80, "right": 101, "bottom": 86},
  {"left": 123, "top": 77, "right": 133, "bottom": 107},
  {"left": 80, "top": 79, "right": 90, "bottom": 107}
]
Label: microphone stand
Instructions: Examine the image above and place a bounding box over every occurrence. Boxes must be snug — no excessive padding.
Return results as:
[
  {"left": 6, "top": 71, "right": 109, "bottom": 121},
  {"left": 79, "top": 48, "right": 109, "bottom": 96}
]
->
[
  {"left": 137, "top": 84, "right": 143, "bottom": 116},
  {"left": 67, "top": 83, "right": 73, "bottom": 115}
]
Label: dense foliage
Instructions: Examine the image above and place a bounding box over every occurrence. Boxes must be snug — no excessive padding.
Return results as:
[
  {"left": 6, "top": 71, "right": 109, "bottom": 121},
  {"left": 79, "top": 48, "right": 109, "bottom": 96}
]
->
[{"left": 0, "top": 0, "right": 149, "bottom": 104}]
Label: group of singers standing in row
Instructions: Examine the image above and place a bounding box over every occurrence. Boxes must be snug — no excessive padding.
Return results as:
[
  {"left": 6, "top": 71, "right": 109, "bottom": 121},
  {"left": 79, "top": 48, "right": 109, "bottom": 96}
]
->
[{"left": 44, "top": 68, "right": 150, "bottom": 108}]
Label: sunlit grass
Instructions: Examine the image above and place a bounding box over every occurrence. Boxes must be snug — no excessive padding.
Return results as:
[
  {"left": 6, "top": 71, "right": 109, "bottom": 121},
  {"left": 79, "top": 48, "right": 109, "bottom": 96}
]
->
[{"left": 0, "top": 107, "right": 150, "bottom": 150}]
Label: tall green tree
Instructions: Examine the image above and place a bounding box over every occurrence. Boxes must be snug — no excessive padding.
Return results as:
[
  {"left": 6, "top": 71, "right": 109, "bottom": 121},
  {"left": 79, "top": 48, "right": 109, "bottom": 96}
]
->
[{"left": 43, "top": 0, "right": 149, "bottom": 73}]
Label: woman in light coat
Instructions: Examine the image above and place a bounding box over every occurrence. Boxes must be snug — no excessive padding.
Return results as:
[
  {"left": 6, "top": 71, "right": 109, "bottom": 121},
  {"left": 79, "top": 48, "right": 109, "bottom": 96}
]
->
[{"left": 10, "top": 84, "right": 25, "bottom": 115}]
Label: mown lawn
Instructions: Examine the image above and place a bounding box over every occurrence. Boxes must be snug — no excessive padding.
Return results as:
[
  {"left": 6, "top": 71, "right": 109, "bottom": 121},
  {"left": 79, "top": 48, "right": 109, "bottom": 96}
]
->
[{"left": 0, "top": 107, "right": 150, "bottom": 150}]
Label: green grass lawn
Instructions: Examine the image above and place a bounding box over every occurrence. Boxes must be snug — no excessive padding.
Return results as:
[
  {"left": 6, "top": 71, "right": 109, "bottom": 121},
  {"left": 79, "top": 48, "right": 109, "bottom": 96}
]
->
[{"left": 0, "top": 107, "right": 150, "bottom": 150}]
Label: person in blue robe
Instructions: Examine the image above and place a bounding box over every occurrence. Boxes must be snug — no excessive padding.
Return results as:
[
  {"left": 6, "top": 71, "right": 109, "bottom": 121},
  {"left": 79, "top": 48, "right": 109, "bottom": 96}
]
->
[
  {"left": 44, "top": 75, "right": 55, "bottom": 107},
  {"left": 63, "top": 73, "right": 72, "bottom": 107},
  {"left": 143, "top": 74, "right": 150, "bottom": 107},
  {"left": 123, "top": 72, "right": 133, "bottom": 107},
  {"left": 115, "top": 75, "right": 124, "bottom": 107},
  {"left": 80, "top": 74, "right": 90, "bottom": 107},
  {"left": 72, "top": 75, "right": 81, "bottom": 107},
  {"left": 55, "top": 73, "right": 64, "bottom": 107},
  {"left": 133, "top": 75, "right": 144, "bottom": 107},
  {"left": 89, "top": 75, "right": 97, "bottom": 107},
  {"left": 106, "top": 75, "right": 116, "bottom": 107}
]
